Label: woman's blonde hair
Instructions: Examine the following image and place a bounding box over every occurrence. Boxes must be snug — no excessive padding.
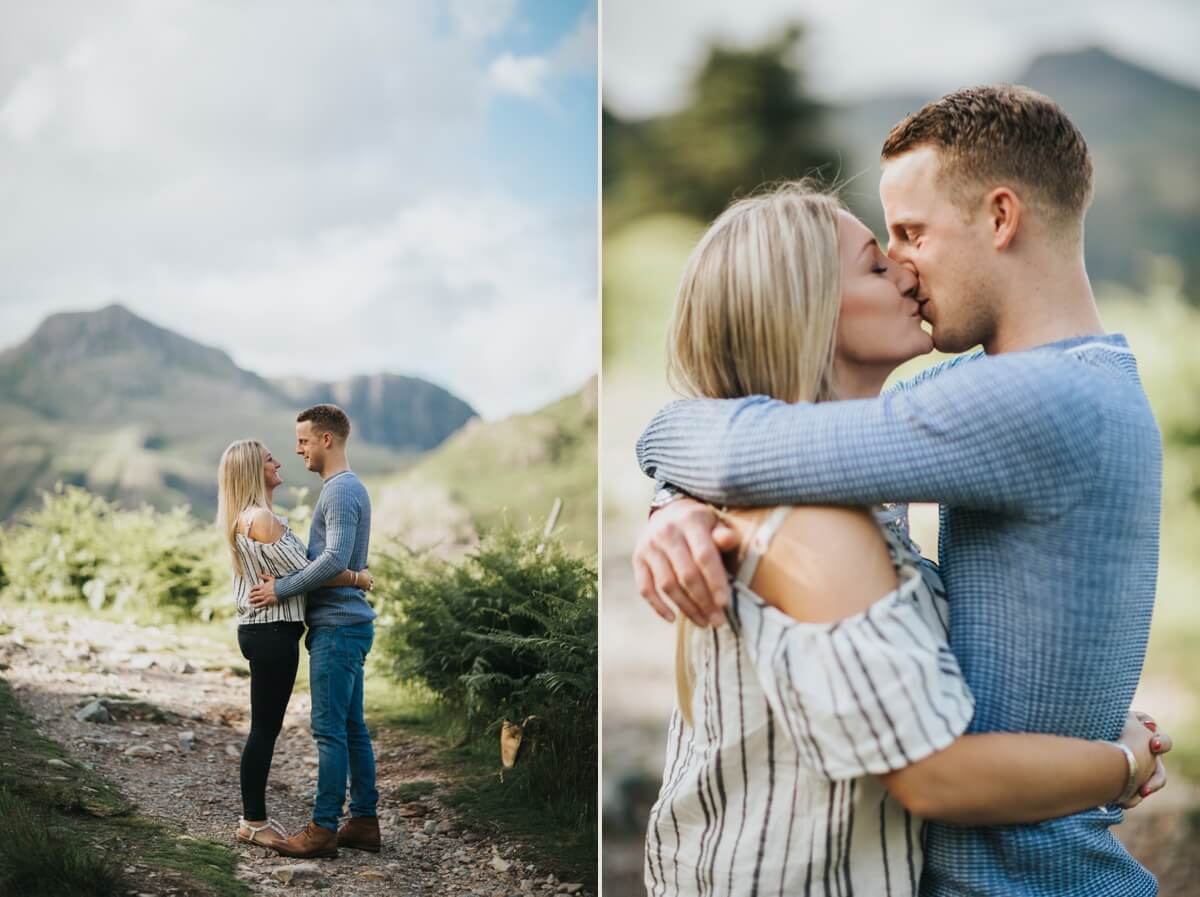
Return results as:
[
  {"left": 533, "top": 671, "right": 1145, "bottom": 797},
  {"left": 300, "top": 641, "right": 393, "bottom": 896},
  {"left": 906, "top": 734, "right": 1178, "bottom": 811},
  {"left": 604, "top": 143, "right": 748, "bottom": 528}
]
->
[
  {"left": 668, "top": 181, "right": 845, "bottom": 727},
  {"left": 216, "top": 439, "right": 270, "bottom": 577}
]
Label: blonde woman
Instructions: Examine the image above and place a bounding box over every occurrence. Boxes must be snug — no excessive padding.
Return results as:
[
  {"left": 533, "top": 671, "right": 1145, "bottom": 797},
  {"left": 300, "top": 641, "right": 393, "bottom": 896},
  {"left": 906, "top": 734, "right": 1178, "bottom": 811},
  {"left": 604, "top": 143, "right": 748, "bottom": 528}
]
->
[
  {"left": 641, "top": 184, "right": 1169, "bottom": 896},
  {"left": 216, "top": 439, "right": 374, "bottom": 851}
]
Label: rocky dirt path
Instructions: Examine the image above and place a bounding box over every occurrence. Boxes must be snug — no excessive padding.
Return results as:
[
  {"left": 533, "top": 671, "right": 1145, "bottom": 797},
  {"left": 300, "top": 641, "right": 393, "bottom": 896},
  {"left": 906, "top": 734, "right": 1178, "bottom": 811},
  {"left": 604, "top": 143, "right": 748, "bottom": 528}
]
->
[{"left": 0, "top": 605, "right": 591, "bottom": 897}]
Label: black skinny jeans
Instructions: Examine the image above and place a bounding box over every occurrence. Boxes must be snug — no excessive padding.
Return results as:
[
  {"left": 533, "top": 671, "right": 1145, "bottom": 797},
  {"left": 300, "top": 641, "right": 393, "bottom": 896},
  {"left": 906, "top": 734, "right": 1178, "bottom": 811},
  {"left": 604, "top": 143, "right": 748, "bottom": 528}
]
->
[{"left": 237, "top": 621, "right": 304, "bottom": 820}]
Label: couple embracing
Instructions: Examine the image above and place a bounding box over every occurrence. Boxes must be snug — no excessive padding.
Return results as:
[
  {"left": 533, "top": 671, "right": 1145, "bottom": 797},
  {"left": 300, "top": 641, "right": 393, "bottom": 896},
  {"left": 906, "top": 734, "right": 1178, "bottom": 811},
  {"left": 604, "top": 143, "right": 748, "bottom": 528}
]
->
[
  {"left": 635, "top": 86, "right": 1173, "bottom": 895},
  {"left": 215, "top": 403, "right": 381, "bottom": 859}
]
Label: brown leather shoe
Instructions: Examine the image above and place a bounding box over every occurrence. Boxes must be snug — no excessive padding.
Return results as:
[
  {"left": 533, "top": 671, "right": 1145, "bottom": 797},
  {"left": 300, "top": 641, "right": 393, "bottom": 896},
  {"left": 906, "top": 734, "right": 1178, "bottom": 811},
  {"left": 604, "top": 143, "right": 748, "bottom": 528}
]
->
[
  {"left": 337, "top": 815, "right": 381, "bottom": 852},
  {"left": 273, "top": 821, "right": 339, "bottom": 859}
]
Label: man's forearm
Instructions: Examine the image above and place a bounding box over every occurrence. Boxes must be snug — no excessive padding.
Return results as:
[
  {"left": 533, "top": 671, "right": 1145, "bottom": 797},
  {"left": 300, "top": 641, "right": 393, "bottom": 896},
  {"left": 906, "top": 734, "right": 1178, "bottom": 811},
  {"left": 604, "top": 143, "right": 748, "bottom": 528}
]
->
[
  {"left": 636, "top": 352, "right": 1103, "bottom": 516},
  {"left": 274, "top": 548, "right": 351, "bottom": 598}
]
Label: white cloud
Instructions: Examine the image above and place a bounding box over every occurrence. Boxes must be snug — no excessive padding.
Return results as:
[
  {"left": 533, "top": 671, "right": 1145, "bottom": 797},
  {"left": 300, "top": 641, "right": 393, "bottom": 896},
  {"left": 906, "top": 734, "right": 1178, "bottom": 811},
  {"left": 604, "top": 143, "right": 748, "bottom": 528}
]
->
[
  {"left": 450, "top": 0, "right": 519, "bottom": 42},
  {"left": 489, "top": 52, "right": 552, "bottom": 100},
  {"left": 0, "top": 66, "right": 55, "bottom": 142},
  {"left": 123, "top": 193, "right": 596, "bottom": 418},
  {"left": 552, "top": 7, "right": 598, "bottom": 74},
  {"left": 487, "top": 3, "right": 597, "bottom": 103}
]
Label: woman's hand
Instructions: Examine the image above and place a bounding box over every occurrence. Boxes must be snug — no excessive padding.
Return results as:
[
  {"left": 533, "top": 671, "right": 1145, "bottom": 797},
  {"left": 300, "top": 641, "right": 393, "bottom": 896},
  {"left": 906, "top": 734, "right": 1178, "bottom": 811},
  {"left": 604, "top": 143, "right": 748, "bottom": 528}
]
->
[
  {"left": 1118, "top": 710, "right": 1172, "bottom": 809},
  {"left": 353, "top": 569, "right": 375, "bottom": 591}
]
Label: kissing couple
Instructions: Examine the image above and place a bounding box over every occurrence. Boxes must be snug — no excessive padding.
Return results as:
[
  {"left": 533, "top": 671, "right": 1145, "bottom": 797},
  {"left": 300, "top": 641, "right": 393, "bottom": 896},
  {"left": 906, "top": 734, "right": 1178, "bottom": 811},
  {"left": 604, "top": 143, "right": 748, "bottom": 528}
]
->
[{"left": 634, "top": 85, "right": 1172, "bottom": 896}]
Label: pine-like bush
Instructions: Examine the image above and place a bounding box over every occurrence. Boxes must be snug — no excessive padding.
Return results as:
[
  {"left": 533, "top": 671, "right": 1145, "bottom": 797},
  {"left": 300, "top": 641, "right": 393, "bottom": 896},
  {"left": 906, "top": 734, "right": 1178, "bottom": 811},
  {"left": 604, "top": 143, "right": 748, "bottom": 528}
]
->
[{"left": 374, "top": 525, "right": 597, "bottom": 824}]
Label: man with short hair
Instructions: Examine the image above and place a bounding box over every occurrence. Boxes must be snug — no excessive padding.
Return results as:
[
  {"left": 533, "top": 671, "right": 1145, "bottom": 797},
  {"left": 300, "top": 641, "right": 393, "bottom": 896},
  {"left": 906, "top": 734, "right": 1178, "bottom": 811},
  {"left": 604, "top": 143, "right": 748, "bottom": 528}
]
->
[
  {"left": 633, "top": 85, "right": 1164, "bottom": 895},
  {"left": 250, "top": 403, "right": 380, "bottom": 859}
]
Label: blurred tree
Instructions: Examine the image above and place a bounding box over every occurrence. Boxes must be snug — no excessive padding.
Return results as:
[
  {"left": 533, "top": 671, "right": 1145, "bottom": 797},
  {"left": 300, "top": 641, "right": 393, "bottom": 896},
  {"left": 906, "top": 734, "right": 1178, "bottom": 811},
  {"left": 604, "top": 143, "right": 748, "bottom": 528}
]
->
[{"left": 604, "top": 25, "right": 839, "bottom": 231}]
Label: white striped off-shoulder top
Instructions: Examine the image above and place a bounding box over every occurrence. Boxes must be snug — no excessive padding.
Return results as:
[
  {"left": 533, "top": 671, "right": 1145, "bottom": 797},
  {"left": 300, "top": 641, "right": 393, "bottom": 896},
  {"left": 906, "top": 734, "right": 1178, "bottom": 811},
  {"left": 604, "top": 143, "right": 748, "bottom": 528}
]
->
[
  {"left": 232, "top": 514, "right": 308, "bottom": 625},
  {"left": 644, "top": 508, "right": 975, "bottom": 897}
]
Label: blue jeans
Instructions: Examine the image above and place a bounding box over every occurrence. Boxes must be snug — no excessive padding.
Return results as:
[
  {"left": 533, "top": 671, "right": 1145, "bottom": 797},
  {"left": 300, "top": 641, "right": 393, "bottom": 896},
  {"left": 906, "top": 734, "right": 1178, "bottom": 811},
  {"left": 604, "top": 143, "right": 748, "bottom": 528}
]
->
[{"left": 306, "top": 622, "right": 379, "bottom": 831}]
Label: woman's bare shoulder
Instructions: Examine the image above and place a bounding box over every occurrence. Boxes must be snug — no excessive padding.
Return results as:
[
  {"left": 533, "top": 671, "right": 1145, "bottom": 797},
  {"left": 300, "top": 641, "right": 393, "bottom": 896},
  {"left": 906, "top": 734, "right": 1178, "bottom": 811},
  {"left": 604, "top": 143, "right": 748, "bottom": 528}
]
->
[
  {"left": 726, "top": 506, "right": 899, "bottom": 624},
  {"left": 241, "top": 507, "right": 286, "bottom": 544}
]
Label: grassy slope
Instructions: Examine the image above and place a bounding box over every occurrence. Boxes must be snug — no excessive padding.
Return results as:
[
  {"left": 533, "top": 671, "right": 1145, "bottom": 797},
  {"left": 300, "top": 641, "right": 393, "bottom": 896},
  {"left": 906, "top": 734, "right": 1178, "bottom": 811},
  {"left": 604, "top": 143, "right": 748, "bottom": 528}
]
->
[{"left": 367, "top": 382, "right": 598, "bottom": 557}]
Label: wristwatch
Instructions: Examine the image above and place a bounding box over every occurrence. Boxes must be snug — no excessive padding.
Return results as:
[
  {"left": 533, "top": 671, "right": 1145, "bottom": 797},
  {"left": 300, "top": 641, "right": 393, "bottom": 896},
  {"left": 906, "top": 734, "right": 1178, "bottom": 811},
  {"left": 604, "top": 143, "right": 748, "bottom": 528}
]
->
[{"left": 649, "top": 484, "right": 685, "bottom": 513}]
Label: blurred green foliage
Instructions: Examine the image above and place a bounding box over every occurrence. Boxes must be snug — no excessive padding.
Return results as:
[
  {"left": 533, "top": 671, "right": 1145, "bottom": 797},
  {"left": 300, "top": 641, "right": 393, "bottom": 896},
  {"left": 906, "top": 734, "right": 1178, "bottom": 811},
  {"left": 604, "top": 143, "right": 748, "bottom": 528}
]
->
[
  {"left": 0, "top": 484, "right": 225, "bottom": 619},
  {"left": 603, "top": 25, "right": 837, "bottom": 231},
  {"left": 0, "top": 484, "right": 318, "bottom": 622}
]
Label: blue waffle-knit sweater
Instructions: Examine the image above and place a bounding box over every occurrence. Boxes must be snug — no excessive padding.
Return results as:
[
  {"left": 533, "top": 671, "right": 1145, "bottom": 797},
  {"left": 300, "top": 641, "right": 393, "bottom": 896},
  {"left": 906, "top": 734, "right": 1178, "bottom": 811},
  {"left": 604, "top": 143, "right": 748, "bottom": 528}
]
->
[
  {"left": 636, "top": 334, "right": 1162, "bottom": 897},
  {"left": 274, "top": 470, "right": 375, "bottom": 628}
]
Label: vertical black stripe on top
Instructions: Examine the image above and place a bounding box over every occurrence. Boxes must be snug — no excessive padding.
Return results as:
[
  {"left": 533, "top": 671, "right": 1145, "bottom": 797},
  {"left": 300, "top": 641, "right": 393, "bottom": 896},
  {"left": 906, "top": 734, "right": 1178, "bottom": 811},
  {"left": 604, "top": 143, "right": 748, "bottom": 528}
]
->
[
  {"left": 706, "top": 628, "right": 729, "bottom": 893},
  {"left": 780, "top": 646, "right": 837, "bottom": 777},
  {"left": 835, "top": 781, "right": 848, "bottom": 897},
  {"left": 644, "top": 835, "right": 660, "bottom": 896},
  {"left": 651, "top": 712, "right": 687, "bottom": 895},
  {"left": 839, "top": 628, "right": 912, "bottom": 766},
  {"left": 822, "top": 781, "right": 835, "bottom": 897},
  {"left": 883, "top": 612, "right": 960, "bottom": 742},
  {"left": 692, "top": 644, "right": 714, "bottom": 897},
  {"left": 814, "top": 655, "right": 874, "bottom": 776},
  {"left": 698, "top": 631, "right": 724, "bottom": 897},
  {"left": 803, "top": 806, "right": 816, "bottom": 897},
  {"left": 879, "top": 793, "right": 892, "bottom": 897},
  {"left": 842, "top": 779, "right": 855, "bottom": 897},
  {"left": 861, "top": 618, "right": 937, "bottom": 752},
  {"left": 777, "top": 642, "right": 825, "bottom": 777},
  {"left": 904, "top": 809, "right": 916, "bottom": 895},
  {"left": 666, "top": 723, "right": 697, "bottom": 896},
  {"left": 644, "top": 724, "right": 671, "bottom": 897},
  {"left": 777, "top": 752, "right": 799, "bottom": 896},
  {"left": 827, "top": 634, "right": 890, "bottom": 768},
  {"left": 727, "top": 614, "right": 751, "bottom": 897},
  {"left": 749, "top": 703, "right": 775, "bottom": 897}
]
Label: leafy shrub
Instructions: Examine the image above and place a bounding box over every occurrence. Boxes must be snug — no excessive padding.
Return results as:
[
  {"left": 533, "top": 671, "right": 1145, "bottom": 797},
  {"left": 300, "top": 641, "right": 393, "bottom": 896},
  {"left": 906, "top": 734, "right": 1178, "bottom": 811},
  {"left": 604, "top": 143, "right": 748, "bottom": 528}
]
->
[
  {"left": 0, "top": 484, "right": 226, "bottom": 619},
  {"left": 374, "top": 525, "right": 597, "bottom": 824}
]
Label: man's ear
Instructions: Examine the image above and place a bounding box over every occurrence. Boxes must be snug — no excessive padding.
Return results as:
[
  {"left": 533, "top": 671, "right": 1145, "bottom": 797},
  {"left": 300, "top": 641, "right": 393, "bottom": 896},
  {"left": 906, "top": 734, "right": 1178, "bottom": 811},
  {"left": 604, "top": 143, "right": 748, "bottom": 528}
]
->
[{"left": 987, "top": 187, "right": 1021, "bottom": 251}]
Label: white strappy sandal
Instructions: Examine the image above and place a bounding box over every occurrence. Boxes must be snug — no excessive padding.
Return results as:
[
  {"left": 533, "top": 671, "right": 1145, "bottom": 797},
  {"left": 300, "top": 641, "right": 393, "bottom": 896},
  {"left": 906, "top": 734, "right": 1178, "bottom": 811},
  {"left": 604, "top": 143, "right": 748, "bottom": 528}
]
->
[{"left": 236, "top": 817, "right": 288, "bottom": 847}]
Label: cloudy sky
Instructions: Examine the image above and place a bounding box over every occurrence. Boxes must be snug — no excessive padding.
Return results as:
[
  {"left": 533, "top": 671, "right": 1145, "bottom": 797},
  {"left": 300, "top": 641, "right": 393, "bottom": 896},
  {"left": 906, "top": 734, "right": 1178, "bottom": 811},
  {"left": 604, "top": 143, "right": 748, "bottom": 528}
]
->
[
  {"left": 604, "top": 0, "right": 1200, "bottom": 117},
  {"left": 0, "top": 0, "right": 596, "bottom": 419}
]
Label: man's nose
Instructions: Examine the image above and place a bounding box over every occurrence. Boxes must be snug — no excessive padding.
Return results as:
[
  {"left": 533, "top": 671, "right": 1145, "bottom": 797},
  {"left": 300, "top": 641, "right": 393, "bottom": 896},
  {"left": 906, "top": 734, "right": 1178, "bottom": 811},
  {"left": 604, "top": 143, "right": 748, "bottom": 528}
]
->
[{"left": 897, "top": 263, "right": 919, "bottom": 298}]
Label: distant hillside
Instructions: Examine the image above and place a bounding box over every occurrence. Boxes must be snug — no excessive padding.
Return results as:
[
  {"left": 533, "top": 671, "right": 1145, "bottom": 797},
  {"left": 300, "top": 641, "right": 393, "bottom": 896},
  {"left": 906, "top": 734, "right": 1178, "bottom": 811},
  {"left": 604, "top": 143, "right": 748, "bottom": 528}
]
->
[
  {"left": 0, "top": 304, "right": 476, "bottom": 521},
  {"left": 370, "top": 378, "right": 598, "bottom": 557},
  {"left": 826, "top": 46, "right": 1200, "bottom": 299}
]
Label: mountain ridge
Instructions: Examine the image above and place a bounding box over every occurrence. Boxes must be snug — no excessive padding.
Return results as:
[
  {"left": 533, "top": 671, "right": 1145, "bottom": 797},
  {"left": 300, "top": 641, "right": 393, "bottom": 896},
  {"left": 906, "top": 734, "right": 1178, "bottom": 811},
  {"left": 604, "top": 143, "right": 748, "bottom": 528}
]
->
[{"left": 0, "top": 304, "right": 478, "bottom": 521}]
